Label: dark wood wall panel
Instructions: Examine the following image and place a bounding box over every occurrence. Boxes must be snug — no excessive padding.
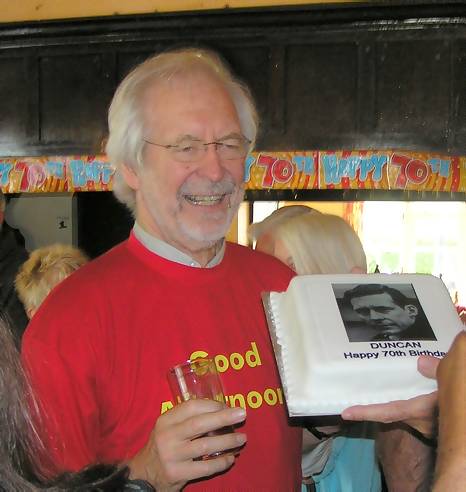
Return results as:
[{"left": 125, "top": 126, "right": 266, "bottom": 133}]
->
[
  {"left": 454, "top": 39, "right": 466, "bottom": 149},
  {"left": 374, "top": 40, "right": 450, "bottom": 149},
  {"left": 0, "top": 56, "right": 36, "bottom": 143},
  {"left": 117, "top": 48, "right": 166, "bottom": 82},
  {"left": 285, "top": 43, "right": 358, "bottom": 149},
  {"left": 39, "top": 53, "right": 112, "bottom": 146},
  {"left": 0, "top": 2, "right": 464, "bottom": 156},
  {"left": 215, "top": 44, "right": 271, "bottom": 144}
]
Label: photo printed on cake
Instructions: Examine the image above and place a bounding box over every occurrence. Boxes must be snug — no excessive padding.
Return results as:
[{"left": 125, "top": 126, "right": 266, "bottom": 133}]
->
[{"left": 333, "top": 283, "right": 437, "bottom": 343}]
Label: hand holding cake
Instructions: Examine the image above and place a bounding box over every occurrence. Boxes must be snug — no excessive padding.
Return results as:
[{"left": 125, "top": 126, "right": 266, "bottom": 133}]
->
[
  {"left": 340, "top": 354, "right": 439, "bottom": 438},
  {"left": 342, "top": 331, "right": 465, "bottom": 444}
]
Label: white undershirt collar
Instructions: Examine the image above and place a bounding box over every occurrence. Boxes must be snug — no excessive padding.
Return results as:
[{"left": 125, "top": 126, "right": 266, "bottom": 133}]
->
[{"left": 132, "top": 222, "right": 225, "bottom": 268}]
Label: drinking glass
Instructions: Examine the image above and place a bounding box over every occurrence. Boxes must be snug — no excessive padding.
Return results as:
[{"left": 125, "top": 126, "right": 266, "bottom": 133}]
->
[{"left": 167, "top": 358, "right": 239, "bottom": 459}]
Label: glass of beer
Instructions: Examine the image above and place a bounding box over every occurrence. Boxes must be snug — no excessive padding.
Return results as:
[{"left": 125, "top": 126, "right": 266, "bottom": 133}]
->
[{"left": 167, "top": 358, "right": 239, "bottom": 460}]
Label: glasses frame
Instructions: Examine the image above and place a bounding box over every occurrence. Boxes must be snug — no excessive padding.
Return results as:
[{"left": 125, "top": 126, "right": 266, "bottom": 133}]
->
[{"left": 142, "top": 136, "right": 252, "bottom": 163}]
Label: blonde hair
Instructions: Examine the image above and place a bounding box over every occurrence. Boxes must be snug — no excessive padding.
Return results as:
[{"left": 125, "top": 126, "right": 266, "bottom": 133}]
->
[
  {"left": 271, "top": 213, "right": 367, "bottom": 275},
  {"left": 248, "top": 205, "right": 319, "bottom": 243},
  {"left": 15, "top": 244, "right": 88, "bottom": 316},
  {"left": 106, "top": 47, "right": 258, "bottom": 212}
]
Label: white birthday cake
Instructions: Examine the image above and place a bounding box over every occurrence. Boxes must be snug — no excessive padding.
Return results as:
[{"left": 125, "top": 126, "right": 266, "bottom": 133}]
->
[{"left": 264, "top": 273, "right": 463, "bottom": 416}]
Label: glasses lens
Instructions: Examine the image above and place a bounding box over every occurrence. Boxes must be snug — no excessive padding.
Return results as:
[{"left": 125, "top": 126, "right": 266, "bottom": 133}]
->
[
  {"left": 168, "top": 138, "right": 250, "bottom": 162},
  {"left": 218, "top": 139, "right": 249, "bottom": 160},
  {"left": 171, "top": 141, "right": 202, "bottom": 163}
]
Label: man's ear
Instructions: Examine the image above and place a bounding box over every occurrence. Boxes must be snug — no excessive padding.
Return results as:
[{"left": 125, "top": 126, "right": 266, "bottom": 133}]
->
[
  {"left": 405, "top": 304, "right": 418, "bottom": 317},
  {"left": 121, "top": 163, "right": 140, "bottom": 191}
]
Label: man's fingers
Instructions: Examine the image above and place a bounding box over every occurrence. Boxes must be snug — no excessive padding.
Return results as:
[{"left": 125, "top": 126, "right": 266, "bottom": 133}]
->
[
  {"left": 162, "top": 399, "right": 225, "bottom": 425},
  {"left": 342, "top": 393, "right": 436, "bottom": 422},
  {"left": 143, "top": 402, "right": 247, "bottom": 489},
  {"left": 417, "top": 355, "right": 440, "bottom": 379},
  {"left": 175, "top": 453, "right": 236, "bottom": 482},
  {"left": 342, "top": 391, "right": 438, "bottom": 437},
  {"left": 158, "top": 399, "right": 246, "bottom": 441},
  {"left": 158, "top": 432, "right": 245, "bottom": 483},
  {"left": 178, "top": 431, "right": 247, "bottom": 461},
  {"left": 342, "top": 401, "right": 405, "bottom": 423},
  {"left": 173, "top": 405, "right": 246, "bottom": 441}
]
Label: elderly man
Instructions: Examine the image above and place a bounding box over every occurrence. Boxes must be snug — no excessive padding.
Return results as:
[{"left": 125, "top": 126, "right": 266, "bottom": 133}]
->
[
  {"left": 23, "top": 49, "right": 437, "bottom": 491},
  {"left": 0, "top": 190, "right": 28, "bottom": 343},
  {"left": 23, "top": 49, "right": 300, "bottom": 490}
]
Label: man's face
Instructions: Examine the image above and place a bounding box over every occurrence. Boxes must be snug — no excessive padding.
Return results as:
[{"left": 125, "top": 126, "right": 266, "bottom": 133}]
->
[
  {"left": 125, "top": 71, "right": 245, "bottom": 260},
  {"left": 350, "top": 292, "right": 418, "bottom": 335}
]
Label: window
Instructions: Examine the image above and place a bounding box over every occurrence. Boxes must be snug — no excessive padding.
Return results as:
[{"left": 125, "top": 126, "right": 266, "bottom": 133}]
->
[{"left": 244, "top": 200, "right": 466, "bottom": 306}]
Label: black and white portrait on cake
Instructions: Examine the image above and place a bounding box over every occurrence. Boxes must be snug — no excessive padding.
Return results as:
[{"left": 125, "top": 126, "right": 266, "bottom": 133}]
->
[{"left": 333, "top": 283, "right": 437, "bottom": 343}]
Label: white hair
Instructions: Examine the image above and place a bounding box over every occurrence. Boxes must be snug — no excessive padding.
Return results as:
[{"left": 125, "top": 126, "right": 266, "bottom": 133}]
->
[
  {"left": 106, "top": 47, "right": 258, "bottom": 212},
  {"left": 270, "top": 213, "right": 367, "bottom": 275}
]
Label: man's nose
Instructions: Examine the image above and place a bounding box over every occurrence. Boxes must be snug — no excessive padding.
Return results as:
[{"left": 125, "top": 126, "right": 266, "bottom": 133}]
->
[
  {"left": 369, "top": 309, "right": 384, "bottom": 320},
  {"left": 197, "top": 144, "right": 225, "bottom": 182}
]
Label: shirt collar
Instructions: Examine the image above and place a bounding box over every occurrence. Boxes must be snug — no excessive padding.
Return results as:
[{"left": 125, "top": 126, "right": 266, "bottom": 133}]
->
[{"left": 132, "top": 222, "right": 225, "bottom": 268}]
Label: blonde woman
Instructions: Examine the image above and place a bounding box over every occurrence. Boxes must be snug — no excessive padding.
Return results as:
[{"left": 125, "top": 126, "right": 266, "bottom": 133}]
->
[
  {"left": 253, "top": 211, "right": 366, "bottom": 275},
  {"left": 252, "top": 209, "right": 377, "bottom": 492},
  {"left": 252, "top": 208, "right": 436, "bottom": 492},
  {"left": 15, "top": 243, "right": 88, "bottom": 319}
]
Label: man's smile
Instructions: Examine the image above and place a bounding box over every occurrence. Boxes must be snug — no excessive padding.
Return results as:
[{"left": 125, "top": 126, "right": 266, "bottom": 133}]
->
[{"left": 183, "top": 193, "right": 229, "bottom": 206}]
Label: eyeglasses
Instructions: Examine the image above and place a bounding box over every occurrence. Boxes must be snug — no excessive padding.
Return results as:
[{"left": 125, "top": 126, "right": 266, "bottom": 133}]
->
[{"left": 142, "top": 136, "right": 251, "bottom": 163}]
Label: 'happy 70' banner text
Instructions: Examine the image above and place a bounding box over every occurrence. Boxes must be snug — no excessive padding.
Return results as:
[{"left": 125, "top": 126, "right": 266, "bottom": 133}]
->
[{"left": 1, "top": 150, "right": 465, "bottom": 193}]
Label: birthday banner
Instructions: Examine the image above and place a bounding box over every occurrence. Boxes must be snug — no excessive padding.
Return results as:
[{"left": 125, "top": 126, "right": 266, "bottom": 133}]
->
[{"left": 1, "top": 150, "right": 465, "bottom": 193}]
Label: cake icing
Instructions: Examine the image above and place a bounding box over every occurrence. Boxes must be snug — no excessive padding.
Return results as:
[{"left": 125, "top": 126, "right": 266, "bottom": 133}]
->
[{"left": 265, "top": 273, "right": 463, "bottom": 416}]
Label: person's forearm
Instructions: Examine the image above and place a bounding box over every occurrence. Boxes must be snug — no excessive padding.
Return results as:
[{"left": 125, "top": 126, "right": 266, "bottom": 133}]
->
[
  {"left": 433, "top": 455, "right": 465, "bottom": 492},
  {"left": 376, "top": 424, "right": 435, "bottom": 492},
  {"left": 432, "top": 331, "right": 466, "bottom": 490},
  {"left": 433, "top": 386, "right": 465, "bottom": 491}
]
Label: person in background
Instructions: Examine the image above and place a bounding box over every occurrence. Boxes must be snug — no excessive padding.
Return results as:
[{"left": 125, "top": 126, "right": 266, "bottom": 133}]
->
[
  {"left": 342, "top": 332, "right": 465, "bottom": 492},
  {"left": 249, "top": 204, "right": 319, "bottom": 254},
  {"left": 0, "top": 312, "right": 159, "bottom": 491},
  {"left": 15, "top": 243, "right": 88, "bottom": 319},
  {"left": 22, "top": 48, "right": 439, "bottom": 491},
  {"left": 251, "top": 210, "right": 434, "bottom": 492},
  {"left": 251, "top": 209, "right": 364, "bottom": 274},
  {"left": 252, "top": 210, "right": 379, "bottom": 492},
  {"left": 432, "top": 330, "right": 466, "bottom": 491},
  {"left": 0, "top": 190, "right": 29, "bottom": 344}
]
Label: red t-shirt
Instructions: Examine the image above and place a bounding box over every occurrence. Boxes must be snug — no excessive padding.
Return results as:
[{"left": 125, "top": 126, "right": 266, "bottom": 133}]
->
[{"left": 23, "top": 237, "right": 301, "bottom": 490}]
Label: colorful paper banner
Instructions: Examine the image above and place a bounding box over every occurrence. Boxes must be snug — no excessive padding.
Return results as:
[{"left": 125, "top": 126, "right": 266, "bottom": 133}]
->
[{"left": 1, "top": 150, "right": 465, "bottom": 193}]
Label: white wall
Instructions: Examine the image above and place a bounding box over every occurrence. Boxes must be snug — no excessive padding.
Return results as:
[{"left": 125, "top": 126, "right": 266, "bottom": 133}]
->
[{"left": 5, "top": 193, "right": 76, "bottom": 252}]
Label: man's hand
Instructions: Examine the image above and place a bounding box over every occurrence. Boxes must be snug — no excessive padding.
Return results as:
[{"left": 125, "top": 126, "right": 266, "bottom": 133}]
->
[
  {"left": 128, "top": 399, "right": 247, "bottom": 492},
  {"left": 341, "top": 355, "right": 440, "bottom": 438}
]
